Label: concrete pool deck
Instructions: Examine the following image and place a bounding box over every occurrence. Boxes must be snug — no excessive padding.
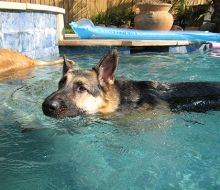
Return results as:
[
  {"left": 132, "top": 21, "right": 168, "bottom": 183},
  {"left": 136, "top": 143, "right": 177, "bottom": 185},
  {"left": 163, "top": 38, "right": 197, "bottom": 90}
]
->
[
  {"left": 58, "top": 34, "right": 208, "bottom": 54},
  {"left": 59, "top": 34, "right": 203, "bottom": 47}
]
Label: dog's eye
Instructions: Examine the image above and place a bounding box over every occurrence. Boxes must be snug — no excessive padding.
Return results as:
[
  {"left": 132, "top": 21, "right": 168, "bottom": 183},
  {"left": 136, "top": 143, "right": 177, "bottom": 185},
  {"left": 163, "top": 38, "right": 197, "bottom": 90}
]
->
[{"left": 76, "top": 86, "right": 87, "bottom": 93}]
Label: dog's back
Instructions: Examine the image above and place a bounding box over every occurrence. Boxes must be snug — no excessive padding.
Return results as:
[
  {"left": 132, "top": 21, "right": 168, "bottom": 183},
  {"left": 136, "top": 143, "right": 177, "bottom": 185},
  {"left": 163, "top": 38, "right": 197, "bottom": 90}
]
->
[
  {"left": 0, "top": 49, "right": 37, "bottom": 73},
  {"left": 164, "top": 82, "right": 220, "bottom": 112},
  {"left": 115, "top": 80, "right": 220, "bottom": 112}
]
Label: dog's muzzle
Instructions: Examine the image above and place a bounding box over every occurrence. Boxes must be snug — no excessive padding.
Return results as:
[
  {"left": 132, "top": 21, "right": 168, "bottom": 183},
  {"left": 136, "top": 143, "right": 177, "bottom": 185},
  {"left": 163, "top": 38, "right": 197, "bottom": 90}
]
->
[
  {"left": 42, "top": 89, "right": 70, "bottom": 118},
  {"left": 42, "top": 91, "right": 84, "bottom": 118},
  {"left": 42, "top": 97, "right": 67, "bottom": 118}
]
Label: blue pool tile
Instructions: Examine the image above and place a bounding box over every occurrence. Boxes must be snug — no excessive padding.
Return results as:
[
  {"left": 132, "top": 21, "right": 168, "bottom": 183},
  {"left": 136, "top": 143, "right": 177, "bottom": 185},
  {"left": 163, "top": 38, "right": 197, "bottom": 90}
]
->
[
  {"left": 45, "top": 13, "right": 51, "bottom": 28},
  {"left": 35, "top": 47, "right": 52, "bottom": 59},
  {"left": 34, "top": 48, "right": 44, "bottom": 59},
  {"left": 38, "top": 46, "right": 59, "bottom": 59},
  {"left": 44, "top": 13, "right": 57, "bottom": 30},
  {"left": 0, "top": 13, "right": 2, "bottom": 31},
  {"left": 42, "top": 46, "right": 59, "bottom": 59},
  {"left": 0, "top": 32, "right": 2, "bottom": 48},
  {"left": 33, "top": 30, "right": 44, "bottom": 49},
  {"left": 51, "top": 14, "right": 57, "bottom": 30},
  {"left": 20, "top": 32, "right": 35, "bottom": 52},
  {"left": 1, "top": 11, "right": 20, "bottom": 33},
  {"left": 43, "top": 30, "right": 53, "bottom": 48},
  {"left": 52, "top": 46, "right": 59, "bottom": 57},
  {"left": 3, "top": 32, "right": 22, "bottom": 52},
  {"left": 50, "top": 29, "right": 58, "bottom": 46},
  {"left": 34, "top": 47, "right": 51, "bottom": 59},
  {"left": 19, "top": 12, "right": 34, "bottom": 31},
  {"left": 33, "top": 12, "right": 46, "bottom": 30},
  {"left": 0, "top": 10, "right": 59, "bottom": 58}
]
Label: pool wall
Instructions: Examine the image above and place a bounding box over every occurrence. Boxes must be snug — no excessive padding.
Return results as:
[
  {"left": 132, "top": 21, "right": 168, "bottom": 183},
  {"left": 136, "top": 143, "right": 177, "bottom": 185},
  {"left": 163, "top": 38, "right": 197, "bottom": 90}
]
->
[{"left": 0, "top": 2, "right": 65, "bottom": 59}]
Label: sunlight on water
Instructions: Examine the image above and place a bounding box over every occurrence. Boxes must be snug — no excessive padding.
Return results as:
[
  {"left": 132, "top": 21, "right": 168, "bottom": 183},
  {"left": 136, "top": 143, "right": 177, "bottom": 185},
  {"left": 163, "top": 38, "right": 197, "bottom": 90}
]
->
[{"left": 1, "top": 52, "right": 220, "bottom": 190}]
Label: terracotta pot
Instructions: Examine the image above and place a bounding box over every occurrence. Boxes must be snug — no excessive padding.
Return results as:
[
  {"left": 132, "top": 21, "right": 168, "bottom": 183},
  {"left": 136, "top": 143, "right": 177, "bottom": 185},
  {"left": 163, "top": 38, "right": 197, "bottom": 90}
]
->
[{"left": 134, "top": 3, "right": 174, "bottom": 31}]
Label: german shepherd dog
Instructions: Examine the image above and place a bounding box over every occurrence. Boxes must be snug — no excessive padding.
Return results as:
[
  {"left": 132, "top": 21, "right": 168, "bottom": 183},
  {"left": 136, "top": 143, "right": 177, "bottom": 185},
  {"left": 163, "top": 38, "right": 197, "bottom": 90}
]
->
[{"left": 42, "top": 49, "right": 220, "bottom": 118}]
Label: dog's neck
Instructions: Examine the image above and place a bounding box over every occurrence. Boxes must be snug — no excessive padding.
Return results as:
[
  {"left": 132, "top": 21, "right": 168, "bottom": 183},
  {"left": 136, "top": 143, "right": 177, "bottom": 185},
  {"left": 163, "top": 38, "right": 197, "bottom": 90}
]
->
[{"left": 114, "top": 80, "right": 165, "bottom": 110}]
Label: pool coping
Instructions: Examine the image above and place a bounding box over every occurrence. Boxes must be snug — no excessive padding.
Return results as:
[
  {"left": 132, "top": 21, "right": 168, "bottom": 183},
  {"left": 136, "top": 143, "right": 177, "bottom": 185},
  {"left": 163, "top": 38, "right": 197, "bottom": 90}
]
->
[
  {"left": 59, "top": 39, "right": 201, "bottom": 47},
  {"left": 59, "top": 34, "right": 204, "bottom": 47},
  {"left": 0, "top": 1, "right": 65, "bottom": 14}
]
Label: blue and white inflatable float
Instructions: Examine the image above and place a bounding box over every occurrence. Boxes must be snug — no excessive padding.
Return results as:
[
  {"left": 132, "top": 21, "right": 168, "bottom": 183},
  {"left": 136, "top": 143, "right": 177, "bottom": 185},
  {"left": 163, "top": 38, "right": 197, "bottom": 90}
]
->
[{"left": 70, "top": 19, "right": 220, "bottom": 42}]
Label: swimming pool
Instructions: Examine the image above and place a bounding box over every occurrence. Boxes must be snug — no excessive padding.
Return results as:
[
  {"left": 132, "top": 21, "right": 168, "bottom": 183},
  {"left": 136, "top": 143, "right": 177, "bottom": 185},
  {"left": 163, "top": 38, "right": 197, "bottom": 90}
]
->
[{"left": 1, "top": 52, "right": 220, "bottom": 190}]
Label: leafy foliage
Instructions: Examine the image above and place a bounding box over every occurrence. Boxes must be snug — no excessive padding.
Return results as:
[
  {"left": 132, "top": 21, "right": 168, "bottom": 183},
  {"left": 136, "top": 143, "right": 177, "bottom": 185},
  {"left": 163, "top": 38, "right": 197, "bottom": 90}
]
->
[
  {"left": 64, "top": 28, "right": 75, "bottom": 34},
  {"left": 170, "top": 0, "right": 213, "bottom": 28},
  {"left": 90, "top": 8, "right": 135, "bottom": 27}
]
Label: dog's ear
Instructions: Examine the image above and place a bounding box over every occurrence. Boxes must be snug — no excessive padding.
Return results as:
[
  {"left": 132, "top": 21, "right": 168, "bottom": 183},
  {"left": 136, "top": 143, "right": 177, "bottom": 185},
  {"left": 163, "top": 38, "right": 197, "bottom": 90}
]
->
[
  {"left": 95, "top": 49, "right": 118, "bottom": 86},
  {"left": 63, "top": 55, "right": 73, "bottom": 75}
]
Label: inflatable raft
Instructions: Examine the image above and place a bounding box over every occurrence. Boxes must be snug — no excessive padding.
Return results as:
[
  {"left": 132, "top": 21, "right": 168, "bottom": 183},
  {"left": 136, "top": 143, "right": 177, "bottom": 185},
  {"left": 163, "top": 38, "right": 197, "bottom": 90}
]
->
[{"left": 69, "top": 19, "right": 220, "bottom": 42}]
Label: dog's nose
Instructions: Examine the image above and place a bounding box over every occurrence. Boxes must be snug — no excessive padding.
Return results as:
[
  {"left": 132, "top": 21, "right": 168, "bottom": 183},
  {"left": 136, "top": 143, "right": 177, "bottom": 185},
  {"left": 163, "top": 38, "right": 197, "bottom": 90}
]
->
[
  {"left": 42, "top": 98, "right": 65, "bottom": 117},
  {"left": 48, "top": 100, "right": 60, "bottom": 111}
]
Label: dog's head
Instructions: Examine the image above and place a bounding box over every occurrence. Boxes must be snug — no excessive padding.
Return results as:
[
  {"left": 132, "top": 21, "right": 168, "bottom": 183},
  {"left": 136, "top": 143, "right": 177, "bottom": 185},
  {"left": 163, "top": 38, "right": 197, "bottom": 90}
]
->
[{"left": 42, "top": 50, "right": 120, "bottom": 118}]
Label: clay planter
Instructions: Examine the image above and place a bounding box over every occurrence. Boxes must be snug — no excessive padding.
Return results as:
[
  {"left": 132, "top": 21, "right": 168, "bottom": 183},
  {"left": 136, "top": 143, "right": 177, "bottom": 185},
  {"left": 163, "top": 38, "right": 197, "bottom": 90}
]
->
[{"left": 134, "top": 3, "right": 174, "bottom": 31}]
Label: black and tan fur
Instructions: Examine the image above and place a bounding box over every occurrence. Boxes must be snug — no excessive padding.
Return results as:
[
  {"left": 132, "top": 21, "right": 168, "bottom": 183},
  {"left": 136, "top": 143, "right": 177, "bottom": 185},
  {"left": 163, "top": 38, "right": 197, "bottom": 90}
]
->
[{"left": 42, "top": 50, "right": 220, "bottom": 118}]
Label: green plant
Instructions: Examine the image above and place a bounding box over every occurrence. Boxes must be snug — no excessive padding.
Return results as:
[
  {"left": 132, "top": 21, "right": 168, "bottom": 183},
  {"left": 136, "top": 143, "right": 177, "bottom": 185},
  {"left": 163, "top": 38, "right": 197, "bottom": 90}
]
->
[
  {"left": 90, "top": 8, "right": 135, "bottom": 27},
  {"left": 64, "top": 28, "right": 75, "bottom": 34},
  {"left": 171, "top": 0, "right": 213, "bottom": 28}
]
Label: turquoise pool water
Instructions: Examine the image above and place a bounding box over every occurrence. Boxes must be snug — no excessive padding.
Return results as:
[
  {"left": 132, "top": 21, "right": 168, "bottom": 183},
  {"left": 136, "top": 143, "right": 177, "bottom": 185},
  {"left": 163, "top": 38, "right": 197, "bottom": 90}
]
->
[{"left": 1, "top": 52, "right": 220, "bottom": 190}]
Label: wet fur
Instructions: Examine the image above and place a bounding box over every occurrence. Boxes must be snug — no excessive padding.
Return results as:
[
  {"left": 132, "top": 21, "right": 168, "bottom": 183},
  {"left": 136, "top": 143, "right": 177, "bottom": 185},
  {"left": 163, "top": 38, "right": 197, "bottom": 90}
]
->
[
  {"left": 0, "top": 49, "right": 72, "bottom": 80},
  {"left": 115, "top": 80, "right": 220, "bottom": 112},
  {"left": 42, "top": 50, "right": 220, "bottom": 118}
]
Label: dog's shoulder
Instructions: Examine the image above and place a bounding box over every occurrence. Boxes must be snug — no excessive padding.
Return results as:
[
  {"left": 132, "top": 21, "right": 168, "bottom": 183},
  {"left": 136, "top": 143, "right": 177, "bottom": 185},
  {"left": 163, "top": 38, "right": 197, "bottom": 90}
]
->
[{"left": 115, "top": 80, "right": 169, "bottom": 110}]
